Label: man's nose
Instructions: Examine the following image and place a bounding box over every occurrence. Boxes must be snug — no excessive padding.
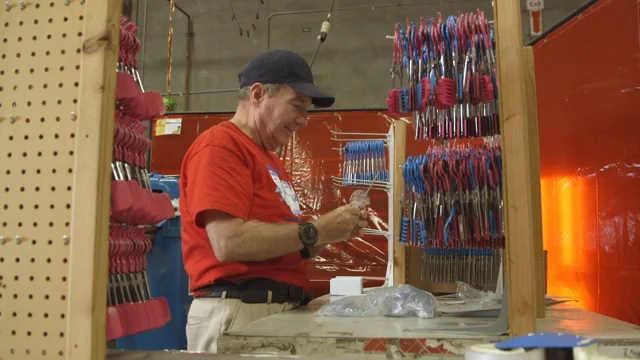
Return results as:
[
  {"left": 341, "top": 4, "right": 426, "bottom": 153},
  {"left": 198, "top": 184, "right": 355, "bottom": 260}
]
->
[{"left": 296, "top": 115, "right": 309, "bottom": 127}]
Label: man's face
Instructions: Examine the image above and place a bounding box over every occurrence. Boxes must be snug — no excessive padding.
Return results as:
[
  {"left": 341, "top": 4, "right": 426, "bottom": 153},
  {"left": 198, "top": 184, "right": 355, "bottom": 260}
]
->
[{"left": 252, "top": 84, "right": 311, "bottom": 152}]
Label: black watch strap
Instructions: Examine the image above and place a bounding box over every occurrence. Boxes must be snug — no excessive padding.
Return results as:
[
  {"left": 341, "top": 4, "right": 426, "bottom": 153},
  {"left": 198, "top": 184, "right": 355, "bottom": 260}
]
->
[{"left": 300, "top": 247, "right": 311, "bottom": 259}]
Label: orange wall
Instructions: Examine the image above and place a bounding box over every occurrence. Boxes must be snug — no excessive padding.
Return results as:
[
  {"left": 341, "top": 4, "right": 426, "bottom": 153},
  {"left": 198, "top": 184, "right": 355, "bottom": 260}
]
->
[{"left": 533, "top": 0, "right": 640, "bottom": 325}]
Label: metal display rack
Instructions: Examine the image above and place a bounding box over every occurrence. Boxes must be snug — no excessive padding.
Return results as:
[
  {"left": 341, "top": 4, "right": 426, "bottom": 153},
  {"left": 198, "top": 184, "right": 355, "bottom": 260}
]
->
[{"left": 329, "top": 121, "right": 406, "bottom": 287}]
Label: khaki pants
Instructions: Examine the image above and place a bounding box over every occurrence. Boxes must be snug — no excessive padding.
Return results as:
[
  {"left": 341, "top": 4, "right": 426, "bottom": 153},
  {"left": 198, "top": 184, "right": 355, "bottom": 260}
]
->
[{"left": 186, "top": 296, "right": 298, "bottom": 353}]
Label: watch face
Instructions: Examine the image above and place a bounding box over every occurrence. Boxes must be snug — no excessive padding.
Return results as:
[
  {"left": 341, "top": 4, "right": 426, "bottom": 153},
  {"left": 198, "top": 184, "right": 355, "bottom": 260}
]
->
[{"left": 302, "top": 224, "right": 318, "bottom": 245}]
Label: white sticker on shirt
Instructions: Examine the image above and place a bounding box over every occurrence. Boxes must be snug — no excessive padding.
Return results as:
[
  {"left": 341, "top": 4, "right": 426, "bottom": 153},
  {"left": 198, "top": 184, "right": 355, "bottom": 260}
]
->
[{"left": 266, "top": 165, "right": 301, "bottom": 218}]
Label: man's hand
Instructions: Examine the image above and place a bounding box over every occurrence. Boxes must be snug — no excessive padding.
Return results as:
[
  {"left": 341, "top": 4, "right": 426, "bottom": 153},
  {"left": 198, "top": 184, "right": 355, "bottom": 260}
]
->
[{"left": 313, "top": 204, "right": 369, "bottom": 246}]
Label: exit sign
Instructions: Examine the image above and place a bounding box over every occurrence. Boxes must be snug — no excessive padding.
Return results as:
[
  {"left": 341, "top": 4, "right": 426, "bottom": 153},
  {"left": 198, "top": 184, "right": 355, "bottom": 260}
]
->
[{"left": 526, "top": 0, "right": 544, "bottom": 11}]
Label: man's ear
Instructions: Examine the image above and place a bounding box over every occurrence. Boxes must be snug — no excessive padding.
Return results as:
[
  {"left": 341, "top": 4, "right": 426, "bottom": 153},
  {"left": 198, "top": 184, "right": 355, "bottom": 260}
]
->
[{"left": 249, "top": 83, "right": 265, "bottom": 107}]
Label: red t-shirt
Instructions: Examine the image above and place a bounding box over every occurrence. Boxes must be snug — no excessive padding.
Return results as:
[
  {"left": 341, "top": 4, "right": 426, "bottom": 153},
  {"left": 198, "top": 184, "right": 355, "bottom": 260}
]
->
[{"left": 179, "top": 121, "right": 309, "bottom": 293}]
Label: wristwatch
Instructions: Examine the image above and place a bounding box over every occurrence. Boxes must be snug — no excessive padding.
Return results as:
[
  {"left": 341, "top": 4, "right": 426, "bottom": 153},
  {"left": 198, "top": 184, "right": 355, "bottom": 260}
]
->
[{"left": 298, "top": 222, "right": 318, "bottom": 259}]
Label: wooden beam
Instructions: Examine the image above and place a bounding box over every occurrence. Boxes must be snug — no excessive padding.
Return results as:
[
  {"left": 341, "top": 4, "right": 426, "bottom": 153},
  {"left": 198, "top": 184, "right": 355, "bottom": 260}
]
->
[
  {"left": 67, "top": 1, "right": 122, "bottom": 359},
  {"left": 493, "top": 0, "right": 538, "bottom": 336},
  {"left": 523, "top": 46, "right": 546, "bottom": 318},
  {"left": 393, "top": 120, "right": 407, "bottom": 285}
]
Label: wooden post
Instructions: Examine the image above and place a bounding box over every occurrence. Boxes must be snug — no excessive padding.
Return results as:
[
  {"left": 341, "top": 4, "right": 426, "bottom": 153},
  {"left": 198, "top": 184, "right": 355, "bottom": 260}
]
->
[
  {"left": 393, "top": 120, "right": 408, "bottom": 285},
  {"left": 67, "top": 1, "right": 122, "bottom": 359},
  {"left": 523, "top": 46, "right": 546, "bottom": 318},
  {"left": 493, "top": 0, "right": 538, "bottom": 336}
]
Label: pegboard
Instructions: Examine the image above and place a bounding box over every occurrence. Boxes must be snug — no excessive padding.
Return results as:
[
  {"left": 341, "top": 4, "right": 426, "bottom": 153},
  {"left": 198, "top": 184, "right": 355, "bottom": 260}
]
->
[{"left": 0, "top": 1, "right": 122, "bottom": 359}]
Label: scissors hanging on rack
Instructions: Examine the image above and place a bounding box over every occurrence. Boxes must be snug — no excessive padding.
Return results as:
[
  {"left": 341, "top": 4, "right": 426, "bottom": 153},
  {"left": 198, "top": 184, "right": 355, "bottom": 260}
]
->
[{"left": 387, "top": 10, "right": 500, "bottom": 142}]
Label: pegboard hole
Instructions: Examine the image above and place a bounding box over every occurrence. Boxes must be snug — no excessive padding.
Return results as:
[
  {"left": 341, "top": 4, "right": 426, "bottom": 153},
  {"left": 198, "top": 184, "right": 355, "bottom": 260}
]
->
[
  {"left": 26, "top": 349, "right": 31, "bottom": 355},
  {"left": 62, "top": 276, "right": 67, "bottom": 282},
  {"left": 27, "top": 312, "right": 32, "bottom": 317},
  {"left": 27, "top": 331, "right": 31, "bottom": 336},
  {"left": 11, "top": 330, "right": 16, "bottom": 335},
  {"left": 29, "top": 275, "right": 34, "bottom": 280},
  {"left": 79, "top": 15, "right": 84, "bottom": 20},
  {"left": 31, "top": 239, "right": 36, "bottom": 245},
  {"left": 61, "top": 295, "right": 66, "bottom": 300},
  {"left": 12, "top": 312, "right": 17, "bottom": 317}
]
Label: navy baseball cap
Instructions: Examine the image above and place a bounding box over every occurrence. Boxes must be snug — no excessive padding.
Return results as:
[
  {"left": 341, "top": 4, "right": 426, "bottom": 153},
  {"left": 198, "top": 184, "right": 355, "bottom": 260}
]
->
[{"left": 238, "top": 49, "right": 335, "bottom": 108}]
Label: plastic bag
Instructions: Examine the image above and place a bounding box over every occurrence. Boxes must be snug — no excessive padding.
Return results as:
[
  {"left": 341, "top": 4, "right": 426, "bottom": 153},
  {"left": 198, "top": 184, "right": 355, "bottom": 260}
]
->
[
  {"left": 456, "top": 281, "right": 495, "bottom": 309},
  {"left": 317, "top": 284, "right": 438, "bottom": 319}
]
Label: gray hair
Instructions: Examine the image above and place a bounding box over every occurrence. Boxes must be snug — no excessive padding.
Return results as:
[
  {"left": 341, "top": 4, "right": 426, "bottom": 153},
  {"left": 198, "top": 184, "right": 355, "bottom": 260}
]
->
[{"left": 237, "top": 83, "right": 281, "bottom": 100}]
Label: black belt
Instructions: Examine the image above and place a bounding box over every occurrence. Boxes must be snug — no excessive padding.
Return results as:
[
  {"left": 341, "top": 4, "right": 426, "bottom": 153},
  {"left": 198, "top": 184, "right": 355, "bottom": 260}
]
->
[{"left": 195, "top": 278, "right": 312, "bottom": 305}]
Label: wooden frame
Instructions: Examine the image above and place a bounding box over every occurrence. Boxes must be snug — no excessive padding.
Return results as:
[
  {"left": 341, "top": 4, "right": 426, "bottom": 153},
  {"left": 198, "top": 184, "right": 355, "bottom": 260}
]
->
[
  {"left": 0, "top": 1, "right": 121, "bottom": 359},
  {"left": 394, "top": 0, "right": 546, "bottom": 336}
]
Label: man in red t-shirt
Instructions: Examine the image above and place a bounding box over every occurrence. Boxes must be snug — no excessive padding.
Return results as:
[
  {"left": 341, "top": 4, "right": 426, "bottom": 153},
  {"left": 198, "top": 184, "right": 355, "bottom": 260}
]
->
[{"left": 180, "top": 49, "right": 368, "bottom": 353}]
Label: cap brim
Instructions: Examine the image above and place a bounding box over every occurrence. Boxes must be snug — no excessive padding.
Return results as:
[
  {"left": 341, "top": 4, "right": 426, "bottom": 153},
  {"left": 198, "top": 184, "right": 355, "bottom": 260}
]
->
[{"left": 288, "top": 82, "right": 335, "bottom": 108}]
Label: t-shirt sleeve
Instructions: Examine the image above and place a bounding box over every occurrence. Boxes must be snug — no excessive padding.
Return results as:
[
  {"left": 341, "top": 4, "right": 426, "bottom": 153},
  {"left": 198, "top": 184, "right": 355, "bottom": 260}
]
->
[{"left": 185, "top": 145, "right": 253, "bottom": 227}]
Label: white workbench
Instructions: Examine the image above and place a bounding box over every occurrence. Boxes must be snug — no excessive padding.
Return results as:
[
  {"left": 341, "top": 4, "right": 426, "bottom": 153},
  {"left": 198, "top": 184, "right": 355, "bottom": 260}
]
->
[
  {"left": 106, "top": 296, "right": 640, "bottom": 359},
  {"left": 215, "top": 296, "right": 640, "bottom": 358}
]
